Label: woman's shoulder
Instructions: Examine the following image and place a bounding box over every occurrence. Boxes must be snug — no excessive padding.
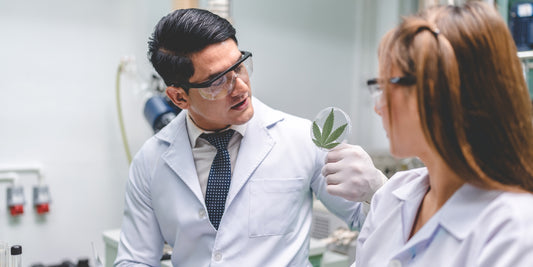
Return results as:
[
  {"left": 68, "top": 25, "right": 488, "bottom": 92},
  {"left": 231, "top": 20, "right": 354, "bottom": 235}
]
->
[
  {"left": 483, "top": 190, "right": 533, "bottom": 225},
  {"left": 471, "top": 190, "right": 533, "bottom": 265}
]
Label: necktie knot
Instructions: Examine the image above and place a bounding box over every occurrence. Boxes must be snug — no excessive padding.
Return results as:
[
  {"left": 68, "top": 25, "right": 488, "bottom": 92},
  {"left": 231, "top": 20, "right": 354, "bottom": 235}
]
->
[{"left": 201, "top": 129, "right": 235, "bottom": 151}]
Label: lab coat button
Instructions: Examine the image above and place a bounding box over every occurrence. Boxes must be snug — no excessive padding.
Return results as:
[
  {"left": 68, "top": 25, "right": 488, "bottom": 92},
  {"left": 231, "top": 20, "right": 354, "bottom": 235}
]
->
[
  {"left": 214, "top": 252, "right": 222, "bottom": 261},
  {"left": 199, "top": 209, "right": 207, "bottom": 219},
  {"left": 388, "top": 259, "right": 402, "bottom": 267}
]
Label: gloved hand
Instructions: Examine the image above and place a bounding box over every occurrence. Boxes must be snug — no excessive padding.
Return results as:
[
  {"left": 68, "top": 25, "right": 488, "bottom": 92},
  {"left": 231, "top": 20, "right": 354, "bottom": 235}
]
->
[{"left": 322, "top": 143, "right": 387, "bottom": 203}]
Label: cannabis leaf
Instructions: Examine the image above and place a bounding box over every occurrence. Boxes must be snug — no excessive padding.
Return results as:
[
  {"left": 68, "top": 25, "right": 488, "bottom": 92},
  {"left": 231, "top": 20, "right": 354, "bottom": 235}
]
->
[{"left": 312, "top": 108, "right": 348, "bottom": 149}]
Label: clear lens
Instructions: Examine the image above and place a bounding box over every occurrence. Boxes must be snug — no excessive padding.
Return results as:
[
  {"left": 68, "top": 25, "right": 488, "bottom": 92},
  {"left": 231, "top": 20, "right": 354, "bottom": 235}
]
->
[
  {"left": 236, "top": 56, "right": 253, "bottom": 83},
  {"left": 198, "top": 75, "right": 228, "bottom": 100},
  {"left": 368, "top": 82, "right": 384, "bottom": 107},
  {"left": 374, "top": 90, "right": 385, "bottom": 108},
  {"left": 198, "top": 56, "right": 253, "bottom": 100}
]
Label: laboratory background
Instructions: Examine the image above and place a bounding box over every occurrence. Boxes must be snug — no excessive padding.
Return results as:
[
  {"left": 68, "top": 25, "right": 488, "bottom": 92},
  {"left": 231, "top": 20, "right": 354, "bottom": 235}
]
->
[{"left": 0, "top": 0, "right": 531, "bottom": 266}]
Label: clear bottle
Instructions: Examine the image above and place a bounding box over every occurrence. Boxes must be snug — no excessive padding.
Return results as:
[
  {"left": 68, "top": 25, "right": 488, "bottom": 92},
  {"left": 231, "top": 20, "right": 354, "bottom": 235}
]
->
[
  {"left": 9, "top": 246, "right": 21, "bottom": 267},
  {"left": 0, "top": 241, "right": 9, "bottom": 267}
]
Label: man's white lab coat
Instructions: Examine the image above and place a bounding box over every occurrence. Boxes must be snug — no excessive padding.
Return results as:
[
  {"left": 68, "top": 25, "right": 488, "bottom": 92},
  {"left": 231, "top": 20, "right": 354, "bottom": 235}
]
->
[{"left": 115, "top": 98, "right": 366, "bottom": 266}]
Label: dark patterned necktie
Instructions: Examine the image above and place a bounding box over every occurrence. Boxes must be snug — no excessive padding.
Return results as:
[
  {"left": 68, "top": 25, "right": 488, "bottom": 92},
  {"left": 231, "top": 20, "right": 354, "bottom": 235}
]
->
[{"left": 200, "top": 129, "right": 235, "bottom": 230}]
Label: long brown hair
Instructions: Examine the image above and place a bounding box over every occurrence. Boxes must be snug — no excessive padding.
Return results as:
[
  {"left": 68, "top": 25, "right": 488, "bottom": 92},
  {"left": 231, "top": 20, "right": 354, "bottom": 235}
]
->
[{"left": 379, "top": 2, "right": 533, "bottom": 192}]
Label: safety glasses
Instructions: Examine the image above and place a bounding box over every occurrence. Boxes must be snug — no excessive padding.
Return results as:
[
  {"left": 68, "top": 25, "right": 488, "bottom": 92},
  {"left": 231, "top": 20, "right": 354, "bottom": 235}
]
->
[
  {"left": 176, "top": 51, "right": 253, "bottom": 100},
  {"left": 366, "top": 75, "right": 416, "bottom": 106}
]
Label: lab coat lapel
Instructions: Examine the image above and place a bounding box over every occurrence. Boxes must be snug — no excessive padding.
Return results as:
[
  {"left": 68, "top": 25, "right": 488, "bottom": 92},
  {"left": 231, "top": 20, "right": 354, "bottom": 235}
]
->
[
  {"left": 226, "top": 98, "right": 279, "bottom": 207},
  {"left": 227, "top": 121, "right": 274, "bottom": 205},
  {"left": 160, "top": 113, "right": 204, "bottom": 204},
  {"left": 391, "top": 173, "right": 439, "bottom": 259},
  {"left": 391, "top": 169, "right": 430, "bottom": 243}
]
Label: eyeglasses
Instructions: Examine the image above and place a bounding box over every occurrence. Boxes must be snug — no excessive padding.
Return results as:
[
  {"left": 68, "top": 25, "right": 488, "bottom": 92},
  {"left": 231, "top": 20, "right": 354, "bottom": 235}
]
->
[
  {"left": 175, "top": 51, "right": 253, "bottom": 100},
  {"left": 366, "top": 75, "right": 416, "bottom": 106}
]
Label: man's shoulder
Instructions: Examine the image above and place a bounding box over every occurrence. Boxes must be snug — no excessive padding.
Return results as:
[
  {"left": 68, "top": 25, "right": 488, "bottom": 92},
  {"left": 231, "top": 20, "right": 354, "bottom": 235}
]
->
[
  {"left": 134, "top": 111, "right": 187, "bottom": 158},
  {"left": 154, "top": 110, "right": 187, "bottom": 142}
]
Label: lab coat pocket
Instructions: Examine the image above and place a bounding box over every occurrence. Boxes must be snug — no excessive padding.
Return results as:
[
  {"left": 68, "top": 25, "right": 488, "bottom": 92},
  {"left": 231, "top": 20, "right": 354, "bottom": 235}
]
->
[{"left": 249, "top": 178, "right": 304, "bottom": 237}]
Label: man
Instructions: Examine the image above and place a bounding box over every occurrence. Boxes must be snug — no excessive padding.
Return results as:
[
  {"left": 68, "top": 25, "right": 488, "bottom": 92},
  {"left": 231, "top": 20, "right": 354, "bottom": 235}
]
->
[{"left": 115, "top": 8, "right": 386, "bottom": 266}]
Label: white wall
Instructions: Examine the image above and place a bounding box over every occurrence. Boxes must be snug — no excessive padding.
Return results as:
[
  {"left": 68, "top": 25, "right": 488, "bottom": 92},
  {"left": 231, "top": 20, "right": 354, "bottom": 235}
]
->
[
  {"left": 232, "top": 0, "right": 417, "bottom": 153},
  {"left": 0, "top": 0, "right": 416, "bottom": 265},
  {"left": 0, "top": 0, "right": 170, "bottom": 265}
]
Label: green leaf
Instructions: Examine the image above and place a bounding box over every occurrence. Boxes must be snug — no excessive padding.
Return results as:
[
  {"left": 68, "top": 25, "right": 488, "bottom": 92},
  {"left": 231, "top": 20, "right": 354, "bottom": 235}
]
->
[
  {"left": 312, "top": 138, "right": 322, "bottom": 147},
  {"left": 321, "top": 109, "right": 335, "bottom": 143},
  {"left": 324, "top": 123, "right": 347, "bottom": 144},
  {"left": 312, "top": 121, "right": 322, "bottom": 142},
  {"left": 323, "top": 142, "right": 340, "bottom": 149}
]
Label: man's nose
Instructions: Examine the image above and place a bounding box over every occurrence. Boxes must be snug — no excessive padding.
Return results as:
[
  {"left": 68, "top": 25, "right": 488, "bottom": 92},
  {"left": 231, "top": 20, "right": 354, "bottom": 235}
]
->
[{"left": 230, "top": 73, "right": 249, "bottom": 96}]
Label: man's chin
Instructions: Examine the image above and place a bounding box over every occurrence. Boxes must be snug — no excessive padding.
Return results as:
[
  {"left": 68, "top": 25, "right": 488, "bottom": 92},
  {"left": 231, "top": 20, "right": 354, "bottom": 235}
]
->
[{"left": 233, "top": 108, "right": 254, "bottom": 125}]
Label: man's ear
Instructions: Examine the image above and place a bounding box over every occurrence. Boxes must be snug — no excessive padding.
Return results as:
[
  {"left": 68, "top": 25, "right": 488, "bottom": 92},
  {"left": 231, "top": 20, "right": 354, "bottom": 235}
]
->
[{"left": 166, "top": 86, "right": 190, "bottom": 110}]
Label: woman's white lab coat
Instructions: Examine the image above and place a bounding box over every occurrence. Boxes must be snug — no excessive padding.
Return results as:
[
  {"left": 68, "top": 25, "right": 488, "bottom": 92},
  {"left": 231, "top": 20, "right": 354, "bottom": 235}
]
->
[{"left": 356, "top": 167, "right": 533, "bottom": 267}]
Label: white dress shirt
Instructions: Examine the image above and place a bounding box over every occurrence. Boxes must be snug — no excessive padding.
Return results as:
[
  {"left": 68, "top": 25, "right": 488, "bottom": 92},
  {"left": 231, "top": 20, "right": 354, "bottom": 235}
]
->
[{"left": 355, "top": 167, "right": 533, "bottom": 267}]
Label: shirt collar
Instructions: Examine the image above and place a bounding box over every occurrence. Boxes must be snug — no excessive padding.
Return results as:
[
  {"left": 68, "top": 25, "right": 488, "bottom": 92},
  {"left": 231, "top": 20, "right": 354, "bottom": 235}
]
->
[
  {"left": 392, "top": 168, "right": 430, "bottom": 201},
  {"left": 185, "top": 111, "right": 247, "bottom": 148},
  {"left": 437, "top": 183, "right": 502, "bottom": 239},
  {"left": 391, "top": 168, "right": 503, "bottom": 240}
]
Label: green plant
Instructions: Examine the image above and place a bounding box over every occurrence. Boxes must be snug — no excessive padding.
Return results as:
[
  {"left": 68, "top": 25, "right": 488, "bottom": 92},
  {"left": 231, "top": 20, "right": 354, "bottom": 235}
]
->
[{"left": 312, "top": 108, "right": 348, "bottom": 149}]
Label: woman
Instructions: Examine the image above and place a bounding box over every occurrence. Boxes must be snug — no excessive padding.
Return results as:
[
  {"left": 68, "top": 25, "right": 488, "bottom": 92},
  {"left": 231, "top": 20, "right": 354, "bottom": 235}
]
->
[{"left": 356, "top": 2, "right": 533, "bottom": 266}]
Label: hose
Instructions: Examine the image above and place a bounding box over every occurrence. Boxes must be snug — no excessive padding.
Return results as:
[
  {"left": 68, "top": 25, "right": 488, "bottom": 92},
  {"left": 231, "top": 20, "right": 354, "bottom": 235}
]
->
[{"left": 115, "top": 61, "right": 133, "bottom": 164}]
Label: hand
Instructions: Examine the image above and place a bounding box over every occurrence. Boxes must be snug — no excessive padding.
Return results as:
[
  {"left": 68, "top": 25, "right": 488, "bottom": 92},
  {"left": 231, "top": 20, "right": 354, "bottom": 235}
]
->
[{"left": 322, "top": 143, "right": 387, "bottom": 202}]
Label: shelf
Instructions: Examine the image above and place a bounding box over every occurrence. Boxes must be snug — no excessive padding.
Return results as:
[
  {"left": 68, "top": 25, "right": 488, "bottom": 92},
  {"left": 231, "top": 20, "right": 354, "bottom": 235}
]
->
[{"left": 518, "top": 50, "right": 533, "bottom": 60}]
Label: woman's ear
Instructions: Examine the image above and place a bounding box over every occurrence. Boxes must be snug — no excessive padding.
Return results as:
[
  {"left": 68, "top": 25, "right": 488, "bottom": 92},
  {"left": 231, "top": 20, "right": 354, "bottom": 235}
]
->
[{"left": 166, "top": 86, "right": 190, "bottom": 110}]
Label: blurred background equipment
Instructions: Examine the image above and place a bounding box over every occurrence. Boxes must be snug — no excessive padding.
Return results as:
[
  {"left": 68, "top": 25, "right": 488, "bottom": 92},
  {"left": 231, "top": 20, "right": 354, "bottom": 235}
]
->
[
  {"left": 509, "top": 0, "right": 533, "bottom": 98},
  {"left": 10, "top": 245, "right": 22, "bottom": 267},
  {"left": 510, "top": 1, "right": 533, "bottom": 51},
  {"left": 143, "top": 93, "right": 180, "bottom": 134},
  {"left": 0, "top": 241, "right": 9, "bottom": 267},
  {"left": 7, "top": 185, "right": 25, "bottom": 216},
  {"left": 0, "top": 163, "right": 51, "bottom": 217},
  {"left": 115, "top": 57, "right": 182, "bottom": 163},
  {"left": 33, "top": 184, "right": 51, "bottom": 215}
]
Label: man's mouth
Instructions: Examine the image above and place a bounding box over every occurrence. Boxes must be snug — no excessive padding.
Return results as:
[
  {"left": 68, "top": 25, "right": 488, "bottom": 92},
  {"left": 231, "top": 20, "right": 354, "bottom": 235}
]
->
[{"left": 231, "top": 97, "right": 248, "bottom": 110}]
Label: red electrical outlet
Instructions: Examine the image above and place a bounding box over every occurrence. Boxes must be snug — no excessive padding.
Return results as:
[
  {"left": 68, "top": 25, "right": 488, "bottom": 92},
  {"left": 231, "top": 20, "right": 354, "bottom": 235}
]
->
[
  {"left": 35, "top": 203, "right": 49, "bottom": 214},
  {"left": 33, "top": 185, "right": 51, "bottom": 214},
  {"left": 9, "top": 205, "right": 24, "bottom": 216},
  {"left": 7, "top": 186, "right": 25, "bottom": 216}
]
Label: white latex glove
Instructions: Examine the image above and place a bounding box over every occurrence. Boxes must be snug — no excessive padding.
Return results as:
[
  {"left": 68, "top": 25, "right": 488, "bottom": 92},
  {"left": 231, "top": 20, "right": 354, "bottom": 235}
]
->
[{"left": 322, "top": 143, "right": 387, "bottom": 203}]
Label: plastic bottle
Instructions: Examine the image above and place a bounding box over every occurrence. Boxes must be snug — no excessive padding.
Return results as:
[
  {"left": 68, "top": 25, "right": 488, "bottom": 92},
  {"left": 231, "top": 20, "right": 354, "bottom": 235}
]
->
[{"left": 9, "top": 246, "right": 21, "bottom": 267}]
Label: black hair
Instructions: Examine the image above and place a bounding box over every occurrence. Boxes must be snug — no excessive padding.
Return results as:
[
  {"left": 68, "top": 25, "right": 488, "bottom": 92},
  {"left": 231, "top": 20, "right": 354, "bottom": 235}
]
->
[{"left": 147, "top": 8, "right": 238, "bottom": 88}]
